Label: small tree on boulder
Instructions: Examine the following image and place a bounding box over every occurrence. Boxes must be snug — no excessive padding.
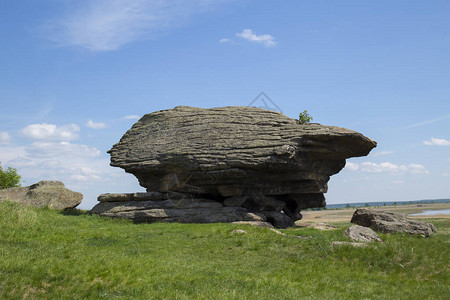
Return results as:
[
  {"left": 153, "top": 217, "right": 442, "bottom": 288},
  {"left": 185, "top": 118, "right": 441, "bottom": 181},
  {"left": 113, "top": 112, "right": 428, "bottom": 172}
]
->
[
  {"left": 0, "top": 162, "right": 21, "bottom": 189},
  {"left": 298, "top": 110, "right": 313, "bottom": 124}
]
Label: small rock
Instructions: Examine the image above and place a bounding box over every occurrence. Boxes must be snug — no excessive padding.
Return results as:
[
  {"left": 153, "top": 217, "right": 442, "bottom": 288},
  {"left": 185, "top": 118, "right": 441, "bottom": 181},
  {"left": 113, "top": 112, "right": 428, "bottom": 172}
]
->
[
  {"left": 295, "top": 222, "right": 337, "bottom": 231},
  {"left": 232, "top": 229, "right": 247, "bottom": 234},
  {"left": 345, "top": 225, "right": 382, "bottom": 242},
  {"left": 269, "top": 228, "right": 286, "bottom": 236}
]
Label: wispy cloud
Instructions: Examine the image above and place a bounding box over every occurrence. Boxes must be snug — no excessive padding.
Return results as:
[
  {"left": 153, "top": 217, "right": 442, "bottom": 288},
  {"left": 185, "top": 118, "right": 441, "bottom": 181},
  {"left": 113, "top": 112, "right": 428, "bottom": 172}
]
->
[
  {"left": 398, "top": 114, "right": 450, "bottom": 130},
  {"left": 371, "top": 150, "right": 394, "bottom": 157},
  {"left": 85, "top": 120, "right": 107, "bottom": 129},
  {"left": 424, "top": 137, "right": 450, "bottom": 146},
  {"left": 29, "top": 141, "right": 101, "bottom": 158},
  {"left": 0, "top": 145, "right": 26, "bottom": 164},
  {"left": 236, "top": 29, "right": 277, "bottom": 47},
  {"left": 219, "top": 38, "right": 231, "bottom": 43},
  {"left": 0, "top": 132, "right": 10, "bottom": 145},
  {"left": 122, "top": 115, "right": 140, "bottom": 120},
  {"left": 21, "top": 123, "right": 80, "bottom": 141},
  {"left": 346, "top": 161, "right": 429, "bottom": 175},
  {"left": 41, "top": 0, "right": 235, "bottom": 51}
]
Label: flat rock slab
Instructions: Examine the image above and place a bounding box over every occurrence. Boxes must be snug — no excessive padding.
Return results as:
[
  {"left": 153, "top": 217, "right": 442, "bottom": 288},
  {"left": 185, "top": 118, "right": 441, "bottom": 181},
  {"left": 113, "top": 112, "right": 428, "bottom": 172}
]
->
[
  {"left": 345, "top": 225, "right": 382, "bottom": 242},
  {"left": 97, "top": 206, "right": 266, "bottom": 225},
  {"left": 91, "top": 192, "right": 295, "bottom": 228},
  {"left": 0, "top": 180, "right": 82, "bottom": 210},
  {"left": 351, "top": 208, "right": 437, "bottom": 237}
]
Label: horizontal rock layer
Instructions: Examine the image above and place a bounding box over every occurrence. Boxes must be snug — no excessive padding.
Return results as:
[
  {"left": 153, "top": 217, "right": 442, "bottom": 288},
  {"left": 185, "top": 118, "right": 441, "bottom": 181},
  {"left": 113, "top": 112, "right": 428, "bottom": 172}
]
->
[{"left": 91, "top": 192, "right": 293, "bottom": 228}]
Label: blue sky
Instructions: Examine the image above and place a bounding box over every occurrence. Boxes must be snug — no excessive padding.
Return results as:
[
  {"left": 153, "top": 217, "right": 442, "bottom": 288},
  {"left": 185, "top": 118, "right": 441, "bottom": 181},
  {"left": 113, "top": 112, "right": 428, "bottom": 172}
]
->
[{"left": 1, "top": 0, "right": 449, "bottom": 209}]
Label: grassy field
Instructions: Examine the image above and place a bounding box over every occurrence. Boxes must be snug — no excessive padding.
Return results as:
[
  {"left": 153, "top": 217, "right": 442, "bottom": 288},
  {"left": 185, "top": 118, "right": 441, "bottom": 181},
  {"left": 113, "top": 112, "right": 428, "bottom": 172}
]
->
[{"left": 0, "top": 201, "right": 449, "bottom": 299}]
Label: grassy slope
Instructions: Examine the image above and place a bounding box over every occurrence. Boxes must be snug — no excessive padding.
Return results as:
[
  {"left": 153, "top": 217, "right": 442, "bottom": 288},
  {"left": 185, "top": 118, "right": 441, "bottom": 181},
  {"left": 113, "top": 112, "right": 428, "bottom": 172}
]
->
[{"left": 0, "top": 201, "right": 449, "bottom": 299}]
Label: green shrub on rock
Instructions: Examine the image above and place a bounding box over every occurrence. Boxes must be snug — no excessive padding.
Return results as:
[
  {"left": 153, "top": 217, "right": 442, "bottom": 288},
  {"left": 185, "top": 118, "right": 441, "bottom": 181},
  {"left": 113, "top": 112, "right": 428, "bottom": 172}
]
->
[{"left": 298, "top": 110, "right": 313, "bottom": 124}]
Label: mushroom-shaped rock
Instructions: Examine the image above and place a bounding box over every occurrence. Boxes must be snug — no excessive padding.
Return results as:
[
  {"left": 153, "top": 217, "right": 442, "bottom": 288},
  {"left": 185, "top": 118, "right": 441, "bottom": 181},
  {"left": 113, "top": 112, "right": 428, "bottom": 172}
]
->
[{"left": 93, "top": 106, "right": 376, "bottom": 227}]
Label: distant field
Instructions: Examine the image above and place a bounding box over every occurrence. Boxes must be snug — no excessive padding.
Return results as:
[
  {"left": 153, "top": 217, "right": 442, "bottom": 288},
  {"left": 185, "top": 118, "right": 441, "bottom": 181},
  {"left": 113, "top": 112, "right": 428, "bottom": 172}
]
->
[
  {"left": 301, "top": 202, "right": 450, "bottom": 224},
  {"left": 0, "top": 201, "right": 449, "bottom": 299}
]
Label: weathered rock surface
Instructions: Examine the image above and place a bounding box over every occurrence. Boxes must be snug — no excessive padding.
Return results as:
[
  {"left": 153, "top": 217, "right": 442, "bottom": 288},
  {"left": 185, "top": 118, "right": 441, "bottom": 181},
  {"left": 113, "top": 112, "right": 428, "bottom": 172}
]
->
[
  {"left": 0, "top": 180, "right": 82, "bottom": 210},
  {"left": 92, "top": 106, "right": 376, "bottom": 228},
  {"left": 344, "top": 225, "right": 382, "bottom": 242},
  {"left": 351, "top": 209, "right": 437, "bottom": 237}
]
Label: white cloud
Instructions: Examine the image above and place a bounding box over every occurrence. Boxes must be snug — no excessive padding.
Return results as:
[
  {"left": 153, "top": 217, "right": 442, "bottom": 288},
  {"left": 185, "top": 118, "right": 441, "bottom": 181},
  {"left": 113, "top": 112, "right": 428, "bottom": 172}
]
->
[
  {"left": 424, "top": 137, "right": 450, "bottom": 146},
  {"left": 346, "top": 161, "right": 429, "bottom": 175},
  {"left": 236, "top": 29, "right": 277, "bottom": 47},
  {"left": 372, "top": 150, "right": 394, "bottom": 157},
  {"left": 29, "top": 142, "right": 101, "bottom": 158},
  {"left": 41, "top": 0, "right": 235, "bottom": 51},
  {"left": 392, "top": 180, "right": 404, "bottom": 184},
  {"left": 359, "top": 162, "right": 429, "bottom": 175},
  {"left": 0, "top": 132, "right": 10, "bottom": 145},
  {"left": 85, "top": 120, "right": 107, "bottom": 129},
  {"left": 219, "top": 38, "right": 230, "bottom": 43},
  {"left": 7, "top": 141, "right": 106, "bottom": 184},
  {"left": 21, "top": 123, "right": 80, "bottom": 141},
  {"left": 69, "top": 167, "right": 102, "bottom": 182},
  {"left": 0, "top": 146, "right": 27, "bottom": 164},
  {"left": 345, "top": 162, "right": 359, "bottom": 171},
  {"left": 122, "top": 115, "right": 140, "bottom": 120},
  {"left": 443, "top": 172, "right": 450, "bottom": 177}
]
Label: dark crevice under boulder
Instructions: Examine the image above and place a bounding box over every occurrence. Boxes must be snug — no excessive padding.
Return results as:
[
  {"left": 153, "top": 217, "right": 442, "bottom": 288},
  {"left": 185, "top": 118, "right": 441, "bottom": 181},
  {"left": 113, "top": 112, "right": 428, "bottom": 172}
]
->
[{"left": 91, "top": 106, "right": 376, "bottom": 228}]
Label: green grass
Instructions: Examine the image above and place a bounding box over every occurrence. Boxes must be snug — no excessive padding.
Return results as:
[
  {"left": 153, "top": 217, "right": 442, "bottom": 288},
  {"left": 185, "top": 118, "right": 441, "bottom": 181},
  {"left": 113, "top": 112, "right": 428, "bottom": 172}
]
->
[{"left": 0, "top": 201, "right": 449, "bottom": 299}]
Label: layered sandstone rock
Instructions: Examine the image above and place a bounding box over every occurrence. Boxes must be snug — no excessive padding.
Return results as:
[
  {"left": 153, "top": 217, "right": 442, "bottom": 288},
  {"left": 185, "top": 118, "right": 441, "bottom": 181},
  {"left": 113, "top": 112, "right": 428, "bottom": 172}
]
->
[
  {"left": 0, "top": 180, "right": 82, "bottom": 210},
  {"left": 91, "top": 106, "right": 376, "bottom": 228}
]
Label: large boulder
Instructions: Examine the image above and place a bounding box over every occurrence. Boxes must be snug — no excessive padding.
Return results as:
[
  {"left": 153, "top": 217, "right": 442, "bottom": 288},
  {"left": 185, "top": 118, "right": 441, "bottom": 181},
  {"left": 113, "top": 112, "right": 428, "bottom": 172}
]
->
[
  {"left": 92, "top": 106, "right": 376, "bottom": 227},
  {"left": 0, "top": 180, "right": 83, "bottom": 210},
  {"left": 350, "top": 209, "right": 437, "bottom": 237}
]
